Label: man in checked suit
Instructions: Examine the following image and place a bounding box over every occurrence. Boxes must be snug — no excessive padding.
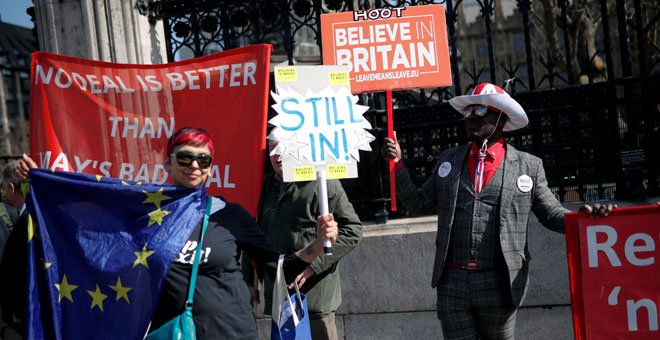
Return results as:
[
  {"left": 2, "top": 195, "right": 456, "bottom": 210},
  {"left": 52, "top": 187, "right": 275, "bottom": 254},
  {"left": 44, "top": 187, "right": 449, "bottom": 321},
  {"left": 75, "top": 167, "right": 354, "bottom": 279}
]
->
[{"left": 382, "top": 82, "right": 614, "bottom": 339}]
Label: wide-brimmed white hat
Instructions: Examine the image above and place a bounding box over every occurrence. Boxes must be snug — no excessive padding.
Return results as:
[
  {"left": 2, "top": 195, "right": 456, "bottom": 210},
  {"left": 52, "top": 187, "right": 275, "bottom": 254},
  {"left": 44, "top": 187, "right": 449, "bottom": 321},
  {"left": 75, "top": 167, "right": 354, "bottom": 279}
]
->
[{"left": 448, "top": 82, "right": 528, "bottom": 131}]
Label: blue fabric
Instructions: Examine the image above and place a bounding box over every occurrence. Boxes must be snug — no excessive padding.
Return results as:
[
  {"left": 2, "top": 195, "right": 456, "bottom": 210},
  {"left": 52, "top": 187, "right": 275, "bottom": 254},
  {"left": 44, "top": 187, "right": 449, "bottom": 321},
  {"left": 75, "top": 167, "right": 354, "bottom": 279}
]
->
[
  {"left": 25, "top": 169, "right": 206, "bottom": 340},
  {"left": 271, "top": 293, "right": 311, "bottom": 340},
  {"left": 146, "top": 198, "right": 211, "bottom": 340}
]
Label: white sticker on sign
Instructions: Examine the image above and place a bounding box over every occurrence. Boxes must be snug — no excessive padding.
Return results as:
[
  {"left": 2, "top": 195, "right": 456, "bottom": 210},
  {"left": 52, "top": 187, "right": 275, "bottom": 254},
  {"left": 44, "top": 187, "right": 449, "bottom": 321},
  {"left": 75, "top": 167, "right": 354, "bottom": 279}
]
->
[
  {"left": 438, "top": 162, "right": 452, "bottom": 178},
  {"left": 517, "top": 175, "right": 533, "bottom": 192}
]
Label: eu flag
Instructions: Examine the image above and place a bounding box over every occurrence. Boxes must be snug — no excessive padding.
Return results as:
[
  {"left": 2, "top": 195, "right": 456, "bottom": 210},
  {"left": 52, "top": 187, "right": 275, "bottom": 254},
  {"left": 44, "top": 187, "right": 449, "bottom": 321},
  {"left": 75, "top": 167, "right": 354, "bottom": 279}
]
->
[{"left": 25, "top": 169, "right": 207, "bottom": 340}]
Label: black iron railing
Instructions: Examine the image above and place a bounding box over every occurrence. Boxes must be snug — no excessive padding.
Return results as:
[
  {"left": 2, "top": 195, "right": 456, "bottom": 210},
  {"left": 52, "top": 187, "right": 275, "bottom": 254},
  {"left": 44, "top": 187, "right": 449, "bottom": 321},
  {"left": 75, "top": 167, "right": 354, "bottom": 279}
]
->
[{"left": 139, "top": 0, "right": 660, "bottom": 220}]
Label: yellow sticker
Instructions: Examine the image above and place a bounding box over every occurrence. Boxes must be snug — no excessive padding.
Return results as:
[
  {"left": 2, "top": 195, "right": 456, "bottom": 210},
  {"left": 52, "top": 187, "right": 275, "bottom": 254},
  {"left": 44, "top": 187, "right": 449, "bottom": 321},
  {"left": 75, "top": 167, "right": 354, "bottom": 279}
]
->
[
  {"left": 293, "top": 166, "right": 316, "bottom": 181},
  {"left": 328, "top": 71, "right": 349, "bottom": 86},
  {"left": 327, "top": 164, "right": 348, "bottom": 179},
  {"left": 275, "top": 67, "right": 298, "bottom": 82}
]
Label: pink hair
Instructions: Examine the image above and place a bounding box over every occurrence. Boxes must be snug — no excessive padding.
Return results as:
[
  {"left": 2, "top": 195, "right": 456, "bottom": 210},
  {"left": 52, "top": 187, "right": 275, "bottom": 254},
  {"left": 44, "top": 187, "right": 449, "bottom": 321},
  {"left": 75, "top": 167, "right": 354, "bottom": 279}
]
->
[{"left": 167, "top": 127, "right": 214, "bottom": 156}]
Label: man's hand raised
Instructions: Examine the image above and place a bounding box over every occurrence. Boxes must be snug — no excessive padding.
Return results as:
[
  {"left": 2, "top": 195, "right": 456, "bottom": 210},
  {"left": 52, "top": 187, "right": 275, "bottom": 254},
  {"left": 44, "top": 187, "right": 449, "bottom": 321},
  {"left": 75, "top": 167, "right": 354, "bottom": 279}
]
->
[
  {"left": 381, "top": 131, "right": 402, "bottom": 163},
  {"left": 579, "top": 203, "right": 617, "bottom": 217}
]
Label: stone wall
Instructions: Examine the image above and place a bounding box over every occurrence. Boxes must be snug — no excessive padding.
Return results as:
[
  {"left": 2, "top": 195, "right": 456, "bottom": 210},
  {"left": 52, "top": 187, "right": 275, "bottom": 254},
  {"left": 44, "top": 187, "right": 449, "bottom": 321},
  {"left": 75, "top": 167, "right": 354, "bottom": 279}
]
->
[
  {"left": 34, "top": 0, "right": 167, "bottom": 64},
  {"left": 254, "top": 203, "right": 591, "bottom": 339}
]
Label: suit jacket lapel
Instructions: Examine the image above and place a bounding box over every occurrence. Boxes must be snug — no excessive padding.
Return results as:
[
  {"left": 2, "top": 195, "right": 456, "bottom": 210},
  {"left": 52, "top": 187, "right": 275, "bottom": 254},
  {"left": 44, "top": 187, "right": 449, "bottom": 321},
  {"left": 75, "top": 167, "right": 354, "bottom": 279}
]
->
[
  {"left": 444, "top": 144, "right": 470, "bottom": 229},
  {"left": 500, "top": 144, "right": 520, "bottom": 214}
]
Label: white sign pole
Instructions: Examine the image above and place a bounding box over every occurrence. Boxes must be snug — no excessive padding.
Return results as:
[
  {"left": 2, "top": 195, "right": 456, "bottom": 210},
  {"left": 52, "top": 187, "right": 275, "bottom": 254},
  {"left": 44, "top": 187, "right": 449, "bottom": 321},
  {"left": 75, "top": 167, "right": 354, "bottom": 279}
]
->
[{"left": 316, "top": 170, "right": 332, "bottom": 255}]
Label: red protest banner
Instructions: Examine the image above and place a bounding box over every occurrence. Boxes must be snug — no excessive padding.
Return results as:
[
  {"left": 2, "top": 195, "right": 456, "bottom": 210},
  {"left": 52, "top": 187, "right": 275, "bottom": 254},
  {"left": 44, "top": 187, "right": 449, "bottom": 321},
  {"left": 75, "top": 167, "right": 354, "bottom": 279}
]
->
[
  {"left": 321, "top": 5, "right": 453, "bottom": 211},
  {"left": 29, "top": 45, "right": 272, "bottom": 216},
  {"left": 565, "top": 205, "right": 660, "bottom": 340},
  {"left": 321, "top": 5, "right": 452, "bottom": 94}
]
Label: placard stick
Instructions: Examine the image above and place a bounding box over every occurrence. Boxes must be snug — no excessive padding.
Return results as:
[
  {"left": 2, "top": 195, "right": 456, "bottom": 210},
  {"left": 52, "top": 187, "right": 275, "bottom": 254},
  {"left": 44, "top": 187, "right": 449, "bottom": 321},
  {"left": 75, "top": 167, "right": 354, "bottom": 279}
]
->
[
  {"left": 316, "top": 170, "right": 333, "bottom": 255},
  {"left": 252, "top": 265, "right": 260, "bottom": 314},
  {"left": 387, "top": 90, "right": 397, "bottom": 211}
]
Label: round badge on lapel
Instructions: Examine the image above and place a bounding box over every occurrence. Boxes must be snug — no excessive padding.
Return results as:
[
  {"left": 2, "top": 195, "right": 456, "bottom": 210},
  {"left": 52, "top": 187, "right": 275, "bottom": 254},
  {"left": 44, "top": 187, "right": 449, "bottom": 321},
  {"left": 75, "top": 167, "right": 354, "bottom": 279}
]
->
[
  {"left": 438, "top": 162, "right": 452, "bottom": 178},
  {"left": 517, "top": 175, "right": 533, "bottom": 192}
]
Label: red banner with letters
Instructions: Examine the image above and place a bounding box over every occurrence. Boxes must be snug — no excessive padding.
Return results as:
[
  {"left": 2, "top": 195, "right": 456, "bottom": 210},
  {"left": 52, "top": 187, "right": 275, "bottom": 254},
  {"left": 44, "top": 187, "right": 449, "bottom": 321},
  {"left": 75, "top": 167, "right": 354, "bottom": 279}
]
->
[
  {"left": 321, "top": 5, "right": 452, "bottom": 93},
  {"left": 565, "top": 205, "right": 660, "bottom": 340},
  {"left": 29, "top": 45, "right": 272, "bottom": 216}
]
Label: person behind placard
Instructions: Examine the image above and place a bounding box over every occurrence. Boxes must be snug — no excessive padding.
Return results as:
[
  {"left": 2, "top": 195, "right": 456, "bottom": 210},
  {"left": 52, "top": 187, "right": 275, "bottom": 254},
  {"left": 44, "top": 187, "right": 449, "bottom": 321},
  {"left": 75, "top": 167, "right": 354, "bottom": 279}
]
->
[
  {"left": 243, "top": 126, "right": 363, "bottom": 340},
  {"left": 381, "top": 83, "right": 615, "bottom": 340},
  {"left": 10, "top": 127, "right": 339, "bottom": 339},
  {"left": 0, "top": 160, "right": 28, "bottom": 340},
  {"left": 0, "top": 163, "right": 20, "bottom": 263}
]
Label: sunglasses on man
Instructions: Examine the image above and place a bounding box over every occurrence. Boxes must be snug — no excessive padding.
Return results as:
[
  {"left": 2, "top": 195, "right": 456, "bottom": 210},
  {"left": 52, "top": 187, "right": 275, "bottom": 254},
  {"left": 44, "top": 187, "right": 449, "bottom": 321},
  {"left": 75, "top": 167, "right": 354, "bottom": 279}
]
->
[
  {"left": 463, "top": 105, "right": 503, "bottom": 118},
  {"left": 172, "top": 151, "right": 213, "bottom": 169}
]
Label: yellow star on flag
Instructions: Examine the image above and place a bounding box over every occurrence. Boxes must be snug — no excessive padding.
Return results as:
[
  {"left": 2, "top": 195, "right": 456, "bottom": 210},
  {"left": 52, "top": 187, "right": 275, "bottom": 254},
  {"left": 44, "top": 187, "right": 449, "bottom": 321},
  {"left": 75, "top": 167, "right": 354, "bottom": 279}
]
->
[
  {"left": 87, "top": 284, "right": 108, "bottom": 311},
  {"left": 108, "top": 277, "right": 132, "bottom": 303},
  {"left": 132, "top": 243, "right": 155, "bottom": 269},
  {"left": 142, "top": 188, "right": 171, "bottom": 209},
  {"left": 40, "top": 257, "right": 52, "bottom": 269},
  {"left": 121, "top": 181, "right": 130, "bottom": 186},
  {"left": 27, "top": 214, "right": 38, "bottom": 242},
  {"left": 54, "top": 274, "right": 78, "bottom": 303},
  {"left": 147, "top": 208, "right": 170, "bottom": 227},
  {"left": 95, "top": 175, "right": 103, "bottom": 182}
]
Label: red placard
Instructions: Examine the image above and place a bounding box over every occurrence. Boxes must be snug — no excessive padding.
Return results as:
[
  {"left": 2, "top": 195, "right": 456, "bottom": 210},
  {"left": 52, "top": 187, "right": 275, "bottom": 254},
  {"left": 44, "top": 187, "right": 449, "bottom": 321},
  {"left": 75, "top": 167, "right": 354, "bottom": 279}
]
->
[
  {"left": 321, "top": 5, "right": 452, "bottom": 94},
  {"left": 565, "top": 205, "right": 660, "bottom": 340},
  {"left": 29, "top": 45, "right": 272, "bottom": 216}
]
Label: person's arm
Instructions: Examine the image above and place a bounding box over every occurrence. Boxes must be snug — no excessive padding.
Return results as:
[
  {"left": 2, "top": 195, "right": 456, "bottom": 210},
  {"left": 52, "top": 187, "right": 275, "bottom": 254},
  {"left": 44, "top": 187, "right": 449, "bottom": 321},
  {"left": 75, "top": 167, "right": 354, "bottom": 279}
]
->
[
  {"left": 16, "top": 154, "right": 37, "bottom": 182},
  {"left": 240, "top": 176, "right": 272, "bottom": 307},
  {"left": 531, "top": 160, "right": 570, "bottom": 233},
  {"left": 531, "top": 158, "right": 616, "bottom": 233},
  {"left": 382, "top": 132, "right": 439, "bottom": 215},
  {"left": 395, "top": 163, "right": 440, "bottom": 215},
  {"left": 293, "top": 214, "right": 337, "bottom": 263},
  {"left": 240, "top": 252, "right": 261, "bottom": 308},
  {"left": 230, "top": 204, "right": 337, "bottom": 283},
  {"left": 305, "top": 181, "right": 362, "bottom": 278}
]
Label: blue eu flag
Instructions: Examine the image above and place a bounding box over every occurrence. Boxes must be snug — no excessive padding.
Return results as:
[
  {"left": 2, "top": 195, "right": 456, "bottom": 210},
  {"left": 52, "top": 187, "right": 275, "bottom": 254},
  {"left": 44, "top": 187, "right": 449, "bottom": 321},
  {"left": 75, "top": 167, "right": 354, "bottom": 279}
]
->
[{"left": 25, "top": 169, "right": 206, "bottom": 340}]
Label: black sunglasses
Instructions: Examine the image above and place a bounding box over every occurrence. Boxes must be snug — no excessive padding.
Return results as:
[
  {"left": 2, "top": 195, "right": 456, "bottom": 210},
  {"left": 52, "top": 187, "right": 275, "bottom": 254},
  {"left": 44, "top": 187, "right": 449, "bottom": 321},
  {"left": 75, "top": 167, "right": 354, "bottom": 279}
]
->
[
  {"left": 463, "top": 105, "right": 502, "bottom": 118},
  {"left": 172, "top": 151, "right": 213, "bottom": 169}
]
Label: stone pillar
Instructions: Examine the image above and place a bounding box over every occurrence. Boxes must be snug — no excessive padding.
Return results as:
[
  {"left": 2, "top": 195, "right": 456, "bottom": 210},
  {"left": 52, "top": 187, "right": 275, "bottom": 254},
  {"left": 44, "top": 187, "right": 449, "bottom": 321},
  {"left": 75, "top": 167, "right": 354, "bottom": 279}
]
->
[
  {"left": 33, "top": 0, "right": 167, "bottom": 64},
  {"left": 0, "top": 72, "right": 11, "bottom": 155}
]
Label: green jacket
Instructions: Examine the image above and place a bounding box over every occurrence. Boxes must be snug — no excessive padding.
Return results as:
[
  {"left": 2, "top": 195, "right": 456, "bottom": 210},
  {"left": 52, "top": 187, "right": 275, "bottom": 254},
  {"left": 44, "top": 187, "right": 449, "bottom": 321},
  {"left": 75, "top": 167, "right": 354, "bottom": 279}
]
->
[{"left": 251, "top": 174, "right": 362, "bottom": 316}]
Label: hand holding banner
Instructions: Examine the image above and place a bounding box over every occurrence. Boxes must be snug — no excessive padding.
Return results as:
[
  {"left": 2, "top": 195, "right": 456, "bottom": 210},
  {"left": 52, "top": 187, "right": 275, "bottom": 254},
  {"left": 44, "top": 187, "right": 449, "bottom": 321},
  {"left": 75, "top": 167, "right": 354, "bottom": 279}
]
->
[
  {"left": 316, "top": 170, "right": 332, "bottom": 255},
  {"left": 270, "top": 66, "right": 375, "bottom": 255},
  {"left": 321, "top": 5, "right": 453, "bottom": 212}
]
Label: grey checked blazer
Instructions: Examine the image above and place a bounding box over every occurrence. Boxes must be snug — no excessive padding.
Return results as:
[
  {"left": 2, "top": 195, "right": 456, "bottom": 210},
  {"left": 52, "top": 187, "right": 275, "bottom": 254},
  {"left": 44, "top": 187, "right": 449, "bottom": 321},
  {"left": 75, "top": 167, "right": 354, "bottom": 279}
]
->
[{"left": 396, "top": 143, "right": 569, "bottom": 307}]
